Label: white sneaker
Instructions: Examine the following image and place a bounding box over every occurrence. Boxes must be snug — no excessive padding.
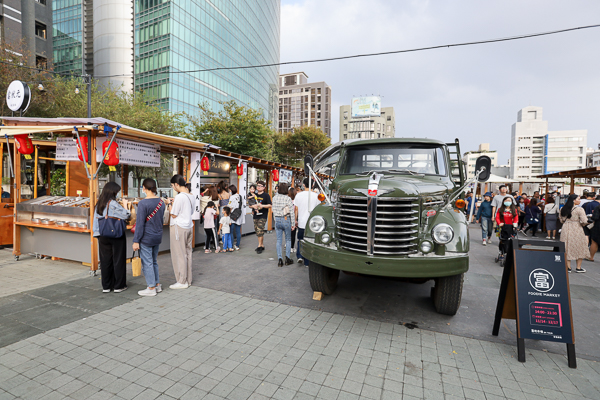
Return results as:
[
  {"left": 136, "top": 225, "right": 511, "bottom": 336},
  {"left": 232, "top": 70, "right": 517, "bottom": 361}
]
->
[
  {"left": 487, "top": 238, "right": 492, "bottom": 244},
  {"left": 114, "top": 287, "right": 128, "bottom": 293},
  {"left": 291, "top": 248, "right": 295, "bottom": 252},
  {"left": 155, "top": 284, "right": 162, "bottom": 293},
  {"left": 234, "top": 245, "right": 240, "bottom": 251},
  {"left": 138, "top": 288, "right": 157, "bottom": 297},
  {"left": 169, "top": 282, "right": 189, "bottom": 289},
  {"left": 482, "top": 240, "right": 487, "bottom": 246},
  {"left": 102, "top": 289, "right": 111, "bottom": 293}
]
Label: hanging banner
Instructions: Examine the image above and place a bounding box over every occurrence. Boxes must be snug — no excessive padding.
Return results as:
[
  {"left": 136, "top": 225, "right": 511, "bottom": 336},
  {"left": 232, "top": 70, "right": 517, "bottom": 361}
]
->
[
  {"left": 190, "top": 152, "right": 202, "bottom": 220},
  {"left": 56, "top": 137, "right": 160, "bottom": 167},
  {"left": 279, "top": 169, "right": 292, "bottom": 184},
  {"left": 238, "top": 161, "right": 248, "bottom": 224}
]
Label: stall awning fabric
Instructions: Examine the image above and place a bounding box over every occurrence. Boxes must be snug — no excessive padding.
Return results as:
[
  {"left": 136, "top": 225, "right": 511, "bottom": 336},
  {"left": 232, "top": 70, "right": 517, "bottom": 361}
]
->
[
  {"left": 482, "top": 174, "right": 520, "bottom": 184},
  {"left": 0, "top": 125, "right": 81, "bottom": 136}
]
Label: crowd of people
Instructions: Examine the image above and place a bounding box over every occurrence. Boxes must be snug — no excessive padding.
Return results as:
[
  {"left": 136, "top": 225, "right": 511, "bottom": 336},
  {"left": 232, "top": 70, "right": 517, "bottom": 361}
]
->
[
  {"left": 470, "top": 185, "right": 600, "bottom": 273},
  {"left": 93, "top": 175, "right": 322, "bottom": 297}
]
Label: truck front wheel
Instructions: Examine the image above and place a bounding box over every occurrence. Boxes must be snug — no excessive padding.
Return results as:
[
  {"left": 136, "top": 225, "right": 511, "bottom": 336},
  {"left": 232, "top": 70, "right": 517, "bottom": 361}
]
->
[
  {"left": 309, "top": 261, "right": 340, "bottom": 295},
  {"left": 432, "top": 273, "right": 464, "bottom": 316}
]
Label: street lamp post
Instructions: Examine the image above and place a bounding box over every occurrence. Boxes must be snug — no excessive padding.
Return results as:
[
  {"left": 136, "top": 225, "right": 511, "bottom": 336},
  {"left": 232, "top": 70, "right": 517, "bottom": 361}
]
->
[{"left": 83, "top": 74, "right": 92, "bottom": 164}]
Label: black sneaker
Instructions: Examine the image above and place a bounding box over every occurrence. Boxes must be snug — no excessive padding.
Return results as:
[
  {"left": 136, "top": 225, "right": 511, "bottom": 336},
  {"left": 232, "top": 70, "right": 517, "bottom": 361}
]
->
[
  {"left": 257, "top": 247, "right": 264, "bottom": 254},
  {"left": 576, "top": 268, "right": 586, "bottom": 273},
  {"left": 278, "top": 258, "right": 283, "bottom": 267},
  {"left": 285, "top": 257, "right": 293, "bottom": 266}
]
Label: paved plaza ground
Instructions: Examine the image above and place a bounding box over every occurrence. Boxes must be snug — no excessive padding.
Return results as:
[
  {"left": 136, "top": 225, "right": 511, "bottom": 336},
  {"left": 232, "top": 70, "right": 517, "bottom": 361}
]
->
[{"left": 0, "top": 225, "right": 599, "bottom": 399}]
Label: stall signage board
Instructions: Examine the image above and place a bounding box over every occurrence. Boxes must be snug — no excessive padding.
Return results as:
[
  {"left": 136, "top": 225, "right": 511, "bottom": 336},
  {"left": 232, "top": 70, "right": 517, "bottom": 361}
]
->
[
  {"left": 96, "top": 137, "right": 160, "bottom": 168},
  {"left": 190, "top": 152, "right": 202, "bottom": 220},
  {"left": 6, "top": 80, "right": 31, "bottom": 112},
  {"left": 238, "top": 161, "right": 248, "bottom": 223},
  {"left": 492, "top": 238, "right": 576, "bottom": 368},
  {"left": 514, "top": 250, "right": 574, "bottom": 344},
  {"left": 56, "top": 138, "right": 80, "bottom": 161}
]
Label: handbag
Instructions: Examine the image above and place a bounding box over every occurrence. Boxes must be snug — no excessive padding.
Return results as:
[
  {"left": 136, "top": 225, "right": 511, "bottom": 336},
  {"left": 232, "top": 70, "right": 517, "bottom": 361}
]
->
[
  {"left": 231, "top": 194, "right": 243, "bottom": 220},
  {"left": 131, "top": 250, "right": 142, "bottom": 277},
  {"left": 98, "top": 201, "right": 126, "bottom": 238},
  {"left": 131, "top": 199, "right": 164, "bottom": 234}
]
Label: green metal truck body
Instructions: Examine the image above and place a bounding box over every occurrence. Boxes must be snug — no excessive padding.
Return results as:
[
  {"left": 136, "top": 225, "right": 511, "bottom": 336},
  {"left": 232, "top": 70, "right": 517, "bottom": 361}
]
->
[{"left": 301, "top": 138, "right": 473, "bottom": 315}]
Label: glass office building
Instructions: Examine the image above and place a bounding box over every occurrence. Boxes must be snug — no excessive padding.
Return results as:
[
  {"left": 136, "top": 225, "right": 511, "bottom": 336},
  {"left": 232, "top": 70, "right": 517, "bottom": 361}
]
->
[
  {"left": 135, "top": 0, "right": 280, "bottom": 123},
  {"left": 53, "top": 0, "right": 280, "bottom": 124},
  {"left": 52, "top": 0, "right": 83, "bottom": 74}
]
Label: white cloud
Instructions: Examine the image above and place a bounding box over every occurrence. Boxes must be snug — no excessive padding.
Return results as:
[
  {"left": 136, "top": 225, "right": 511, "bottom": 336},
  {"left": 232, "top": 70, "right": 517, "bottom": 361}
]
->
[{"left": 280, "top": 0, "right": 600, "bottom": 162}]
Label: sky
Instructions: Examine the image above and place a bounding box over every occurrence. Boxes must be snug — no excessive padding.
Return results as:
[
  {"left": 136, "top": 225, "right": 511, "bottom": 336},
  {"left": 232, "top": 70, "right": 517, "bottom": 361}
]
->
[{"left": 279, "top": 0, "right": 600, "bottom": 164}]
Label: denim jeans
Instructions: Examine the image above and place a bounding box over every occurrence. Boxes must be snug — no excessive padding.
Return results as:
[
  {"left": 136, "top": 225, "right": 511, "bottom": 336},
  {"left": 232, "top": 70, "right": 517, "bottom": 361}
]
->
[
  {"left": 275, "top": 216, "right": 292, "bottom": 260},
  {"left": 297, "top": 228, "right": 309, "bottom": 266},
  {"left": 139, "top": 244, "right": 159, "bottom": 287},
  {"left": 231, "top": 223, "right": 241, "bottom": 247},
  {"left": 481, "top": 217, "right": 493, "bottom": 240},
  {"left": 222, "top": 233, "right": 233, "bottom": 250}
]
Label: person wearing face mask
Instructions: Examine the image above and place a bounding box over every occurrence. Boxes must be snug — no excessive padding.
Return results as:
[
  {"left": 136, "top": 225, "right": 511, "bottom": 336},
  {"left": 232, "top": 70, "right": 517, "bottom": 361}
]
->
[
  {"left": 522, "top": 198, "right": 541, "bottom": 237},
  {"left": 491, "top": 185, "right": 515, "bottom": 225},
  {"left": 495, "top": 196, "right": 519, "bottom": 258}
]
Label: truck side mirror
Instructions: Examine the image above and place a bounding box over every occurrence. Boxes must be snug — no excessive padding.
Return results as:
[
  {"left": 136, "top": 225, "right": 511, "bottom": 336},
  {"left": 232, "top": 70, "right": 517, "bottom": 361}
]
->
[
  {"left": 304, "top": 154, "right": 314, "bottom": 176},
  {"left": 475, "top": 156, "right": 491, "bottom": 182}
]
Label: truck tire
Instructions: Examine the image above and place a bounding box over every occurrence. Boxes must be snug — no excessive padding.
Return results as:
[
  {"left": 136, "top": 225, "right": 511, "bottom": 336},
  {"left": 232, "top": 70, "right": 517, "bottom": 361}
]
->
[
  {"left": 309, "top": 261, "right": 340, "bottom": 295},
  {"left": 432, "top": 273, "right": 464, "bottom": 316}
]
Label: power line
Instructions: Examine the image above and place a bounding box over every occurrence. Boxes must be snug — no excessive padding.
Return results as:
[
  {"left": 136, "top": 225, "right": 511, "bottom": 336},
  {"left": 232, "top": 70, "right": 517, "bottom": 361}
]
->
[
  {"left": 94, "top": 23, "right": 600, "bottom": 78},
  {"left": 2, "top": 23, "right": 599, "bottom": 80}
]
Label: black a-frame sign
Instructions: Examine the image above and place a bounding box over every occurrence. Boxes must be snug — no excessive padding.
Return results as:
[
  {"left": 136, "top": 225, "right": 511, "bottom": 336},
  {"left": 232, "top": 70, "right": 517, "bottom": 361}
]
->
[{"left": 492, "top": 237, "right": 577, "bottom": 368}]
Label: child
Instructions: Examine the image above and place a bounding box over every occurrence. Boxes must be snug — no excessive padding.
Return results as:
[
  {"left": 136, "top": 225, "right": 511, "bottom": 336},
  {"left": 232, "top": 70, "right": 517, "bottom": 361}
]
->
[
  {"left": 203, "top": 201, "right": 218, "bottom": 253},
  {"left": 217, "top": 206, "right": 233, "bottom": 253}
]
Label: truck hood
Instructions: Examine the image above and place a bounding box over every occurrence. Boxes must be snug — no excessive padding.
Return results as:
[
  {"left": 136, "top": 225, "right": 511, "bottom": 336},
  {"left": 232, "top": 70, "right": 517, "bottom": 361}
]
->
[{"left": 335, "top": 176, "right": 453, "bottom": 198}]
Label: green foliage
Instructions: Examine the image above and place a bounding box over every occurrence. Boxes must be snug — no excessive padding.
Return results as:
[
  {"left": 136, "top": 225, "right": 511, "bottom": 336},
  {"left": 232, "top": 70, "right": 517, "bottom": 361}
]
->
[
  {"left": 187, "top": 100, "right": 277, "bottom": 160},
  {"left": 276, "top": 126, "right": 331, "bottom": 167},
  {"left": 50, "top": 167, "right": 66, "bottom": 196}
]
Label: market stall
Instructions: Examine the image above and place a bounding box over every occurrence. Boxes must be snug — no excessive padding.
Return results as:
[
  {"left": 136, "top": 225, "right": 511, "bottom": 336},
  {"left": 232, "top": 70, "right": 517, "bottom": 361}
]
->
[{"left": 1, "top": 117, "right": 315, "bottom": 273}]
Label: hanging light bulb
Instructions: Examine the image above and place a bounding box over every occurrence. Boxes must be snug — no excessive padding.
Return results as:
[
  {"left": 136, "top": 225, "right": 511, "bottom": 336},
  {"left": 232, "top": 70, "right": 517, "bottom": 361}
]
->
[{"left": 75, "top": 85, "right": 80, "bottom": 94}]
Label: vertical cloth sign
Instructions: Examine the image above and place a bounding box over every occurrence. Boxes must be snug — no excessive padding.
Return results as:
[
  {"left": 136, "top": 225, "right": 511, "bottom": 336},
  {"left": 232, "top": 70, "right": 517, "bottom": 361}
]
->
[
  {"left": 190, "top": 152, "right": 202, "bottom": 220},
  {"left": 238, "top": 161, "right": 248, "bottom": 225}
]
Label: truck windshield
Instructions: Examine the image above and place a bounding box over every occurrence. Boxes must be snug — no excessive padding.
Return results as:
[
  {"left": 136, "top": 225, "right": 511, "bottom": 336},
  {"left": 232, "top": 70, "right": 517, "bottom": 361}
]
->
[{"left": 341, "top": 144, "right": 447, "bottom": 176}]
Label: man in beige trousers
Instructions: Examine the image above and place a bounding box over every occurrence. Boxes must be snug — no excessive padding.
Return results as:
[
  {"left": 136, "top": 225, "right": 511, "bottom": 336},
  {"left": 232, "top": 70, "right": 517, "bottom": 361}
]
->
[{"left": 169, "top": 175, "right": 195, "bottom": 289}]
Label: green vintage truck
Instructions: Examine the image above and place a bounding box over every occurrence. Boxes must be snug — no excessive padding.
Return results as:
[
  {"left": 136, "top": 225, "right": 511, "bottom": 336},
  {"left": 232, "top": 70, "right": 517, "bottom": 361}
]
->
[{"left": 301, "top": 138, "right": 490, "bottom": 315}]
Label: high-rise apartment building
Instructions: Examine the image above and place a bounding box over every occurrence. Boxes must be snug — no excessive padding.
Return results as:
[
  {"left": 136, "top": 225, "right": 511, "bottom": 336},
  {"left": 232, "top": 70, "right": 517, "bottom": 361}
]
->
[
  {"left": 462, "top": 143, "right": 498, "bottom": 178},
  {"left": 339, "top": 104, "right": 395, "bottom": 141},
  {"left": 510, "top": 106, "right": 587, "bottom": 179},
  {"left": 1, "top": 0, "right": 53, "bottom": 68},
  {"left": 278, "top": 72, "right": 331, "bottom": 137},
  {"left": 52, "top": 0, "right": 280, "bottom": 122}
]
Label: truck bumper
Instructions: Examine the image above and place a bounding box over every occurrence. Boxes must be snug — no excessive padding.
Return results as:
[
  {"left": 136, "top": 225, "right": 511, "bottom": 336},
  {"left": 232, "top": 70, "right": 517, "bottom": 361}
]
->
[{"left": 301, "top": 239, "right": 469, "bottom": 278}]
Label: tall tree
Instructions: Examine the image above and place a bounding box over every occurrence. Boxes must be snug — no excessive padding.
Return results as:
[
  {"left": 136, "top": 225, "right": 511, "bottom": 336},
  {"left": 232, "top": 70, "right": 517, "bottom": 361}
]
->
[
  {"left": 187, "top": 100, "right": 277, "bottom": 160},
  {"left": 276, "top": 126, "right": 331, "bottom": 167}
]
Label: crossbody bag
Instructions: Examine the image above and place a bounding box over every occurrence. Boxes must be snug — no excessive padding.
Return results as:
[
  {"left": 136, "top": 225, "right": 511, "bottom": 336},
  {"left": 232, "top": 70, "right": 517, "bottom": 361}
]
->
[{"left": 131, "top": 199, "right": 164, "bottom": 234}]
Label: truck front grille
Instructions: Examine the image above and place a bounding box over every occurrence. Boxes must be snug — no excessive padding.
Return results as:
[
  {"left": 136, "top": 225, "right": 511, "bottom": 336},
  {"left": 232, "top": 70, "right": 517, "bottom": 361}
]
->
[{"left": 337, "top": 195, "right": 419, "bottom": 256}]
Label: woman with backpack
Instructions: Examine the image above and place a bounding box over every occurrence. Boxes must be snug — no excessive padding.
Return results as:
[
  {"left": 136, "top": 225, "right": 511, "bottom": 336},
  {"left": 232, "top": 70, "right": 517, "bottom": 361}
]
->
[
  {"left": 169, "top": 174, "right": 196, "bottom": 289},
  {"left": 132, "top": 178, "right": 166, "bottom": 297},
  {"left": 93, "top": 182, "right": 130, "bottom": 293},
  {"left": 227, "top": 184, "right": 243, "bottom": 250},
  {"left": 560, "top": 194, "right": 590, "bottom": 273},
  {"left": 523, "top": 198, "right": 541, "bottom": 237}
]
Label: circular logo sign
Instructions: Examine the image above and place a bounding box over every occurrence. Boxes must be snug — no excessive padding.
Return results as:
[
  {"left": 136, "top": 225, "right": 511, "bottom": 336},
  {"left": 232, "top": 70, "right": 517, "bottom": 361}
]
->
[
  {"left": 529, "top": 268, "right": 554, "bottom": 293},
  {"left": 6, "top": 80, "right": 31, "bottom": 112}
]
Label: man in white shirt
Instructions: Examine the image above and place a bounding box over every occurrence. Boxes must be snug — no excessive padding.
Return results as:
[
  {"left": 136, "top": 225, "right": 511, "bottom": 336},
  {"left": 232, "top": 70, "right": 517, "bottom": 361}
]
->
[{"left": 294, "top": 177, "right": 320, "bottom": 266}]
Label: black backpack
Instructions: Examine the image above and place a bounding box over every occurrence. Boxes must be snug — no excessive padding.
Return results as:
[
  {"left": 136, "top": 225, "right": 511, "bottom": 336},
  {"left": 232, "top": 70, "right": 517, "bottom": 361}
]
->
[{"left": 230, "top": 194, "right": 243, "bottom": 220}]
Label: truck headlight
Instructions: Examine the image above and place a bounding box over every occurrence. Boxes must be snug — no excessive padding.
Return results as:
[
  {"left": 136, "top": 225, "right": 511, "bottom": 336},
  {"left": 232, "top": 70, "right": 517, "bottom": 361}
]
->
[
  {"left": 432, "top": 223, "right": 454, "bottom": 244},
  {"left": 309, "top": 216, "right": 326, "bottom": 233},
  {"left": 321, "top": 233, "right": 331, "bottom": 244}
]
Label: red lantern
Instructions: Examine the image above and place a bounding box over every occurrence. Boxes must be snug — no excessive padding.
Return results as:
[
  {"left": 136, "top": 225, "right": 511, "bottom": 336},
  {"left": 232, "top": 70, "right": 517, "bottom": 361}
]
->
[
  {"left": 14, "top": 135, "right": 34, "bottom": 159},
  {"left": 271, "top": 169, "right": 279, "bottom": 182},
  {"left": 236, "top": 163, "right": 244, "bottom": 176},
  {"left": 102, "top": 140, "right": 119, "bottom": 171},
  {"left": 77, "top": 137, "right": 89, "bottom": 163},
  {"left": 200, "top": 156, "right": 210, "bottom": 172}
]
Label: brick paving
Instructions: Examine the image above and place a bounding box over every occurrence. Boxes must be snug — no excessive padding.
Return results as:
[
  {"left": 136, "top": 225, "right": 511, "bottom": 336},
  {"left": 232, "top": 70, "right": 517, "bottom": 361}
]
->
[{"left": 1, "top": 285, "right": 599, "bottom": 400}]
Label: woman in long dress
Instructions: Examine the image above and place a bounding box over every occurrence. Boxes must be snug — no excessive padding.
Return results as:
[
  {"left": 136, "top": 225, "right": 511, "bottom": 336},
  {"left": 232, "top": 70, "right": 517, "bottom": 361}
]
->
[{"left": 559, "top": 194, "right": 590, "bottom": 273}]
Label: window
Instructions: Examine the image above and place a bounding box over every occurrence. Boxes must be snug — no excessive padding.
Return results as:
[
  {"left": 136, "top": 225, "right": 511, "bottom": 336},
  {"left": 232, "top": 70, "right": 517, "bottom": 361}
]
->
[
  {"left": 343, "top": 111, "right": 348, "bottom": 120},
  {"left": 387, "top": 125, "right": 391, "bottom": 132},
  {"left": 341, "top": 145, "right": 447, "bottom": 175},
  {"left": 35, "top": 22, "right": 47, "bottom": 39},
  {"left": 36, "top": 56, "right": 47, "bottom": 69},
  {"left": 387, "top": 116, "right": 391, "bottom": 121},
  {"left": 343, "top": 134, "right": 348, "bottom": 139},
  {"left": 36, "top": 0, "right": 46, "bottom": 4},
  {"left": 377, "top": 123, "right": 381, "bottom": 131},
  {"left": 343, "top": 124, "right": 347, "bottom": 131},
  {"left": 528, "top": 110, "right": 537, "bottom": 120}
]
